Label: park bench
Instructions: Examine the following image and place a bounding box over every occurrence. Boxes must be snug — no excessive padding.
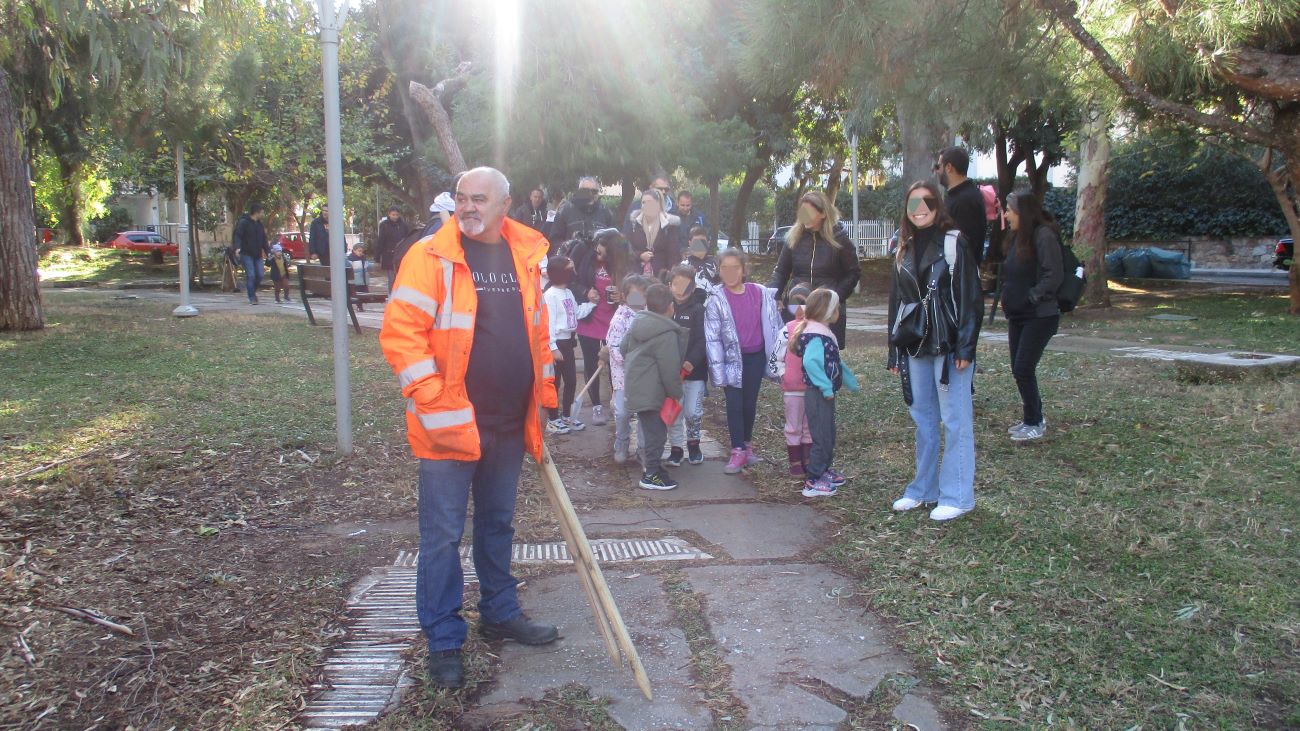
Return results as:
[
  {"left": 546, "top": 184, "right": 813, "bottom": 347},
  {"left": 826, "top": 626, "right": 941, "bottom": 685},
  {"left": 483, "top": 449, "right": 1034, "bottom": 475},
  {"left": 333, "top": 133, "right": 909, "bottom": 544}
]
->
[{"left": 297, "top": 263, "right": 387, "bottom": 334}]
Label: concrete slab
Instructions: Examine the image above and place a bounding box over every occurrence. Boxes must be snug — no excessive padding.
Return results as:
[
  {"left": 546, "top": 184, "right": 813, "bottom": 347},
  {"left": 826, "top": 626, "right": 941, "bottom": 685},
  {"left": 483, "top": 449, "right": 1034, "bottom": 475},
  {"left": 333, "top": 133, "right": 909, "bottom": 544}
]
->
[
  {"left": 894, "top": 693, "right": 947, "bottom": 730},
  {"left": 478, "top": 572, "right": 712, "bottom": 730},
  {"left": 580, "top": 502, "right": 828, "bottom": 560},
  {"left": 685, "top": 564, "right": 921, "bottom": 730}
]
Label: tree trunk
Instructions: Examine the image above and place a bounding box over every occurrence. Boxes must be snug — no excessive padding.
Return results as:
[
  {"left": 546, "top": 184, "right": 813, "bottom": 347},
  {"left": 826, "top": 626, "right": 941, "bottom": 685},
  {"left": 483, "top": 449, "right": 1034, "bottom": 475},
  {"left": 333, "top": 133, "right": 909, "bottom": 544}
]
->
[
  {"left": 616, "top": 173, "right": 636, "bottom": 224},
  {"left": 1074, "top": 108, "right": 1111, "bottom": 308},
  {"left": 823, "top": 154, "right": 846, "bottom": 202},
  {"left": 186, "top": 184, "right": 204, "bottom": 287},
  {"left": 1267, "top": 107, "right": 1300, "bottom": 314},
  {"left": 897, "top": 106, "right": 946, "bottom": 187},
  {"left": 0, "top": 67, "right": 44, "bottom": 331},
  {"left": 707, "top": 177, "right": 721, "bottom": 247},
  {"left": 730, "top": 161, "right": 766, "bottom": 246},
  {"left": 55, "top": 155, "right": 87, "bottom": 247},
  {"left": 1025, "top": 151, "right": 1051, "bottom": 197}
]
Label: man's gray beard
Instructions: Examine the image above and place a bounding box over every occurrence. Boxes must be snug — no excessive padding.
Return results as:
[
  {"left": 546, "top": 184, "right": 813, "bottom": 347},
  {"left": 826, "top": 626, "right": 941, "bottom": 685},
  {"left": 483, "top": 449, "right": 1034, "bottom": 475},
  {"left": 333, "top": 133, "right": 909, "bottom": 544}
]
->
[{"left": 459, "top": 218, "right": 485, "bottom": 237}]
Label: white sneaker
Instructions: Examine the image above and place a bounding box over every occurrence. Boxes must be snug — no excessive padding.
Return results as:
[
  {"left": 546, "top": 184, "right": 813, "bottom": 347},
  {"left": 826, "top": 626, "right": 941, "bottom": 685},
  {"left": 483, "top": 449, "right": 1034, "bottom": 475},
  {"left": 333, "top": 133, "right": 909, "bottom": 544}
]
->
[
  {"left": 892, "top": 497, "right": 924, "bottom": 512},
  {"left": 546, "top": 418, "right": 570, "bottom": 435},
  {"left": 564, "top": 416, "right": 586, "bottom": 431},
  {"left": 929, "top": 505, "right": 972, "bottom": 521},
  {"left": 590, "top": 405, "right": 607, "bottom": 426}
]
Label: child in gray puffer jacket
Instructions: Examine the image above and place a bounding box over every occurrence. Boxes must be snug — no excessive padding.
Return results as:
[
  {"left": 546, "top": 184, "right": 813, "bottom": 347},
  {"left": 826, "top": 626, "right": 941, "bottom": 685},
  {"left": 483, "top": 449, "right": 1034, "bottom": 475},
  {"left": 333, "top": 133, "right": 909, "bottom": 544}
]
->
[{"left": 620, "top": 283, "right": 688, "bottom": 491}]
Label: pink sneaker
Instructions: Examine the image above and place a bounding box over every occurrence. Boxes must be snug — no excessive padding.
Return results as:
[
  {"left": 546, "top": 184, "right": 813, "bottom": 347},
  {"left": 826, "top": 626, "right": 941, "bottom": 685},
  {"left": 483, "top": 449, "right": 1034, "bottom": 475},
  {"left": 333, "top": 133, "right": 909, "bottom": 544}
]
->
[
  {"left": 743, "top": 442, "right": 761, "bottom": 466},
  {"left": 724, "top": 448, "right": 746, "bottom": 474}
]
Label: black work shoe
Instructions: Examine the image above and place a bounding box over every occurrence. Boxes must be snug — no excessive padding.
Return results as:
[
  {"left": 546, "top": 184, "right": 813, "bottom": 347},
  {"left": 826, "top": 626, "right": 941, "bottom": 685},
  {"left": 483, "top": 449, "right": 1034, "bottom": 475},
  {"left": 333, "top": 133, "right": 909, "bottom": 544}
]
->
[
  {"left": 479, "top": 615, "right": 559, "bottom": 645},
  {"left": 427, "top": 649, "right": 464, "bottom": 688}
]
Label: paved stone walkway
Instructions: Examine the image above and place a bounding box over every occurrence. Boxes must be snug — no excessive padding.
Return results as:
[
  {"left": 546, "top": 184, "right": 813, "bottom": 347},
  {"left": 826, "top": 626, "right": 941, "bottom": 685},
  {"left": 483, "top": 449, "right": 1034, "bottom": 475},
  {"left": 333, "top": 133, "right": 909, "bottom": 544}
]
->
[{"left": 471, "top": 415, "right": 948, "bottom": 730}]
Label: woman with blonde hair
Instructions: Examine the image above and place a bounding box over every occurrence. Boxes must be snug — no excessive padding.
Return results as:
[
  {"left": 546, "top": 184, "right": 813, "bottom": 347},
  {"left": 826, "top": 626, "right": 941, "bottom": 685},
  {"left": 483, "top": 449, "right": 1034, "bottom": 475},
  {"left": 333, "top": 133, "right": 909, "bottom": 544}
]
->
[{"left": 769, "top": 190, "right": 861, "bottom": 347}]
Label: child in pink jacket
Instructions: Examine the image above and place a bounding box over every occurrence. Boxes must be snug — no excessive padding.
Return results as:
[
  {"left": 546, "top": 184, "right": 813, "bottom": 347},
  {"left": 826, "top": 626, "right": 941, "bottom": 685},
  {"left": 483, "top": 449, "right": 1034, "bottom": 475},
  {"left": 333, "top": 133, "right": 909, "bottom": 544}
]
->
[{"left": 782, "top": 284, "right": 814, "bottom": 476}]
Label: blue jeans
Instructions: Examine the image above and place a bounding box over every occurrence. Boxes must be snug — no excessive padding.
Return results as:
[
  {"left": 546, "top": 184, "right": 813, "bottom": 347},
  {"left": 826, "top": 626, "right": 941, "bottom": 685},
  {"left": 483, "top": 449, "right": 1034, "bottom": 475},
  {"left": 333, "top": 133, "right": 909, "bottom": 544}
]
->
[
  {"left": 903, "top": 354, "right": 976, "bottom": 510},
  {"left": 416, "top": 428, "right": 525, "bottom": 652},
  {"left": 240, "top": 255, "right": 263, "bottom": 301},
  {"left": 724, "top": 351, "right": 766, "bottom": 449},
  {"left": 669, "top": 379, "right": 708, "bottom": 446}
]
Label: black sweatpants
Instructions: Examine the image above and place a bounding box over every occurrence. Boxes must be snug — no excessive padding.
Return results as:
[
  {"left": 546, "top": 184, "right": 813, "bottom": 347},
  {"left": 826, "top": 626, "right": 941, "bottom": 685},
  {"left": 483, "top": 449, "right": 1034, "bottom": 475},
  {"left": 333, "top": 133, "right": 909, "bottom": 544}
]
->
[
  {"left": 548, "top": 337, "right": 578, "bottom": 420},
  {"left": 1007, "top": 314, "right": 1059, "bottom": 427},
  {"left": 637, "top": 409, "right": 668, "bottom": 475},
  {"left": 577, "top": 334, "right": 604, "bottom": 407}
]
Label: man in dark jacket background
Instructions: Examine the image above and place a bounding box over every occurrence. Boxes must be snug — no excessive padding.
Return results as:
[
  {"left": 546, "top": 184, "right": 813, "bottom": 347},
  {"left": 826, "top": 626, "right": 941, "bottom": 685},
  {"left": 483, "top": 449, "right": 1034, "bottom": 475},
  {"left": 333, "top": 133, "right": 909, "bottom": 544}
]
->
[
  {"left": 309, "top": 205, "right": 330, "bottom": 265},
  {"left": 510, "top": 186, "right": 549, "bottom": 233},
  {"left": 233, "top": 203, "right": 270, "bottom": 305},
  {"left": 550, "top": 176, "right": 614, "bottom": 244},
  {"left": 374, "top": 205, "right": 410, "bottom": 285},
  {"left": 937, "top": 146, "right": 986, "bottom": 265}
]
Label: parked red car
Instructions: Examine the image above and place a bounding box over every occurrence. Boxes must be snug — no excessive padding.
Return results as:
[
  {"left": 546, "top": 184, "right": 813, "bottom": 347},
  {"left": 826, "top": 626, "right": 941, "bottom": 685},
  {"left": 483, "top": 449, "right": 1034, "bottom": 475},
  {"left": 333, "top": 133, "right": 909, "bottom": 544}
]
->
[
  {"left": 275, "top": 231, "right": 309, "bottom": 259},
  {"left": 103, "top": 231, "right": 179, "bottom": 256}
]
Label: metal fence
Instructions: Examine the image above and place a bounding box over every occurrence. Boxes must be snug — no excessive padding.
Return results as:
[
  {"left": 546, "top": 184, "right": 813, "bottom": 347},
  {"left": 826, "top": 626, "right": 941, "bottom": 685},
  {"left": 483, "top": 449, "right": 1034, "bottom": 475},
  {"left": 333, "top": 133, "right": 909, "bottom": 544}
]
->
[{"left": 731, "top": 219, "right": 895, "bottom": 259}]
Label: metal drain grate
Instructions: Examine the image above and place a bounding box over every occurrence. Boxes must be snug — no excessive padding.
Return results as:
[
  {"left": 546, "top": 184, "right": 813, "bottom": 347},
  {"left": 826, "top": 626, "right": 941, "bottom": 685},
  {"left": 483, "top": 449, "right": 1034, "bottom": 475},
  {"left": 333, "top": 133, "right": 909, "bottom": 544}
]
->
[
  {"left": 300, "top": 568, "right": 417, "bottom": 730},
  {"left": 393, "top": 536, "right": 711, "bottom": 571},
  {"left": 304, "top": 537, "right": 711, "bottom": 728}
]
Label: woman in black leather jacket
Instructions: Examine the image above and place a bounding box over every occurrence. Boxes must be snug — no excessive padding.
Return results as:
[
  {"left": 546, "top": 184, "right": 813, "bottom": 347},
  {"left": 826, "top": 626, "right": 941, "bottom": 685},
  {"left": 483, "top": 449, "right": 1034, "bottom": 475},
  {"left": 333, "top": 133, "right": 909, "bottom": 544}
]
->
[
  {"left": 769, "top": 190, "right": 861, "bottom": 346},
  {"left": 886, "top": 180, "right": 983, "bottom": 522}
]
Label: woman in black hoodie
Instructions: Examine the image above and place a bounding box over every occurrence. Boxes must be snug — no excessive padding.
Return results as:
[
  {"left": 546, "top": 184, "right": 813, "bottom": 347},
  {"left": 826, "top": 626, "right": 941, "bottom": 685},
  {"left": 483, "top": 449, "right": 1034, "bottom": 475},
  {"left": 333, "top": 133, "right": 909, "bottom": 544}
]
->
[{"left": 999, "top": 191, "right": 1064, "bottom": 443}]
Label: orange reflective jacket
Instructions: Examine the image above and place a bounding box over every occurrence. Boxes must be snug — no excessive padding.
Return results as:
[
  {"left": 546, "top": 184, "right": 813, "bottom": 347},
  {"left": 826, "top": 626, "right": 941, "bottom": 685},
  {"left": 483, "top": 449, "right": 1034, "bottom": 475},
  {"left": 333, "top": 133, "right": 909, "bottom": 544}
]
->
[{"left": 379, "top": 217, "right": 557, "bottom": 462}]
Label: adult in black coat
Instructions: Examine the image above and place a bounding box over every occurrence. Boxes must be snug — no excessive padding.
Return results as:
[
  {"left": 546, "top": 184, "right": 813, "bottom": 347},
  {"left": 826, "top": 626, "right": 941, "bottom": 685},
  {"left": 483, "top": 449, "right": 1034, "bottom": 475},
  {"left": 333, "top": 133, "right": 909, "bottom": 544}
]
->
[
  {"left": 308, "top": 205, "right": 330, "bottom": 265},
  {"left": 550, "top": 177, "right": 614, "bottom": 243},
  {"left": 768, "top": 190, "right": 862, "bottom": 347},
  {"left": 510, "top": 187, "right": 549, "bottom": 233},
  {"left": 374, "top": 206, "right": 411, "bottom": 283},
  {"left": 570, "top": 228, "right": 632, "bottom": 306},
  {"left": 937, "top": 146, "right": 987, "bottom": 265},
  {"left": 626, "top": 189, "right": 681, "bottom": 280}
]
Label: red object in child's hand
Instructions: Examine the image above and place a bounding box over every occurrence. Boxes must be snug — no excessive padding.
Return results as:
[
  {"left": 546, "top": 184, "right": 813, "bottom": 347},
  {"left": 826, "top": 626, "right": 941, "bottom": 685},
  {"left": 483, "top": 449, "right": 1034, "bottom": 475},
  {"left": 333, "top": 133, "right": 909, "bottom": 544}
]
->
[{"left": 659, "top": 398, "right": 682, "bottom": 425}]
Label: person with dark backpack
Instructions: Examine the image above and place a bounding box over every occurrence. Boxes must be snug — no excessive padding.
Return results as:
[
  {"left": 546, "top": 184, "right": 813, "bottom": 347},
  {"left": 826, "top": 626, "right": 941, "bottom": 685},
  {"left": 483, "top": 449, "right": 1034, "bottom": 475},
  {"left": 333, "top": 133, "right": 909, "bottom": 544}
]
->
[{"left": 999, "top": 191, "right": 1065, "bottom": 443}]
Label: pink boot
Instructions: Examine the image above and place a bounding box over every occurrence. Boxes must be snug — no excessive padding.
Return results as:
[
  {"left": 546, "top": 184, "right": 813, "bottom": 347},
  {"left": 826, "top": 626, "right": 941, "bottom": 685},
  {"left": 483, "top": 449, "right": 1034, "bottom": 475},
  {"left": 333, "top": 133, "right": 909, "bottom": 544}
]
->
[
  {"left": 743, "top": 441, "right": 761, "bottom": 466},
  {"left": 724, "top": 448, "right": 746, "bottom": 474}
]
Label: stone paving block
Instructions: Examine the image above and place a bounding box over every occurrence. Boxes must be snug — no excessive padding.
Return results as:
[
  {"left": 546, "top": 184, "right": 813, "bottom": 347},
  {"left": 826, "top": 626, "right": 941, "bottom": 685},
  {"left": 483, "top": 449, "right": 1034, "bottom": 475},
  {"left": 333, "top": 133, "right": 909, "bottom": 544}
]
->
[
  {"left": 580, "top": 502, "right": 829, "bottom": 560},
  {"left": 479, "top": 572, "right": 712, "bottom": 730},
  {"left": 685, "top": 564, "right": 926, "bottom": 730}
]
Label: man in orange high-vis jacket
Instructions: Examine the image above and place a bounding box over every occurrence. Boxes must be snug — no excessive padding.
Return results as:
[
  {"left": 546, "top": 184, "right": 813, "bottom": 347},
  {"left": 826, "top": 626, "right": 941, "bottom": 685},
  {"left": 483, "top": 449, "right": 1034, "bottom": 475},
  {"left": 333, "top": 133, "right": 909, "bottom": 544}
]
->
[{"left": 380, "top": 167, "right": 560, "bottom": 689}]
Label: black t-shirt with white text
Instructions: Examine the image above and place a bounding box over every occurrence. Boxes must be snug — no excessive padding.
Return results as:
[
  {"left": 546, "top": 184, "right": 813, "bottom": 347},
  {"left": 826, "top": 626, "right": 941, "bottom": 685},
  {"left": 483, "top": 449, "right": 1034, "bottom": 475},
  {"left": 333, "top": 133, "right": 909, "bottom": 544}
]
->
[{"left": 462, "top": 237, "right": 534, "bottom": 430}]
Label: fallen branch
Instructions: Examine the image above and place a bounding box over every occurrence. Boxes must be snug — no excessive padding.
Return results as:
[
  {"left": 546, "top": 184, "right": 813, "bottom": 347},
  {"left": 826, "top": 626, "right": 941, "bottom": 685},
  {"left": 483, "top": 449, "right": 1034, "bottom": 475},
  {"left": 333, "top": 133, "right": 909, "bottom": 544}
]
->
[
  {"left": 5, "top": 448, "right": 103, "bottom": 480},
  {"left": 12, "top": 633, "right": 35, "bottom": 665},
  {"left": 47, "top": 606, "right": 136, "bottom": 637}
]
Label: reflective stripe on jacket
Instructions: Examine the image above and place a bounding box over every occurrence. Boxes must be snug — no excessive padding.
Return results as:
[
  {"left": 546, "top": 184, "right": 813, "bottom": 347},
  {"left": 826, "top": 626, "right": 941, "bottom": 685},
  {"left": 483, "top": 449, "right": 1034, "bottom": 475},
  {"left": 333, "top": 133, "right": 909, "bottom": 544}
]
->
[{"left": 379, "top": 216, "right": 557, "bottom": 462}]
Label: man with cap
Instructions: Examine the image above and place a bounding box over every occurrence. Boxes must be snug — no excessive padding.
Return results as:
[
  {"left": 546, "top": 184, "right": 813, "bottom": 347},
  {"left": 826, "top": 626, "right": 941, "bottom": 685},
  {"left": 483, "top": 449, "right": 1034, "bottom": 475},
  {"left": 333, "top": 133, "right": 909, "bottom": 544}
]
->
[{"left": 390, "top": 192, "right": 457, "bottom": 281}]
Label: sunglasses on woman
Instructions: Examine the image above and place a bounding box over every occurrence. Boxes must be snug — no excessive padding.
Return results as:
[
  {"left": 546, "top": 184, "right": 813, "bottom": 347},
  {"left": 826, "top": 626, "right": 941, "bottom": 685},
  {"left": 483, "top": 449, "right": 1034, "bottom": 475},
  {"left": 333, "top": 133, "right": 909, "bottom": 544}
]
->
[{"left": 906, "top": 196, "right": 938, "bottom": 214}]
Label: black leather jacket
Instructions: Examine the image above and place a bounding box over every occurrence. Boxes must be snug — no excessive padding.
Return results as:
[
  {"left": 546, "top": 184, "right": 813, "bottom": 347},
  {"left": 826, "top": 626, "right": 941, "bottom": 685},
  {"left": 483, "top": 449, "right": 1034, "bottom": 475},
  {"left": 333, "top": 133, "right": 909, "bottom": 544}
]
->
[
  {"left": 886, "top": 227, "right": 983, "bottom": 369},
  {"left": 768, "top": 222, "right": 861, "bottom": 301}
]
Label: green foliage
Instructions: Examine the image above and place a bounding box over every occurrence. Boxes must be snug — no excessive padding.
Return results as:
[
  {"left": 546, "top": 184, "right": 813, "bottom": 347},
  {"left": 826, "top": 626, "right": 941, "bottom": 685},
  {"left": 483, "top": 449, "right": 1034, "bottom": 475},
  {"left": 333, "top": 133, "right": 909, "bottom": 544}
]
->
[
  {"left": 772, "top": 178, "right": 906, "bottom": 228},
  {"left": 1040, "top": 133, "right": 1287, "bottom": 241},
  {"left": 88, "top": 206, "right": 133, "bottom": 244}
]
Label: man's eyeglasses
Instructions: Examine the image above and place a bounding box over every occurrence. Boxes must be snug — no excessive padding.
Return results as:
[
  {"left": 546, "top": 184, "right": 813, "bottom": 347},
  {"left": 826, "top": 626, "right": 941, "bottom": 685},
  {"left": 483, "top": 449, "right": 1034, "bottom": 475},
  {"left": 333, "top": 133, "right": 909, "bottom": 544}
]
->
[{"left": 579, "top": 187, "right": 599, "bottom": 194}]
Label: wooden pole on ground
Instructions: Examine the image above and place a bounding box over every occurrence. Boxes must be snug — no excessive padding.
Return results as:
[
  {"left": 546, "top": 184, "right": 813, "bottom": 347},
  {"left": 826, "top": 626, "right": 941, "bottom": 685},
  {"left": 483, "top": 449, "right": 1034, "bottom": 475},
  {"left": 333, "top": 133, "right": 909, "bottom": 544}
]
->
[{"left": 536, "top": 443, "right": 653, "bottom": 700}]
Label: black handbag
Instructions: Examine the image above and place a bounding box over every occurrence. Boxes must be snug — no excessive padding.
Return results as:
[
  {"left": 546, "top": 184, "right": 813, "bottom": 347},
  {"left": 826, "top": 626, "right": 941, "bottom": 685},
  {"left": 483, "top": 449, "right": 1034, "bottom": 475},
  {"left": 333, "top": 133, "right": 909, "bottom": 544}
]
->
[{"left": 890, "top": 300, "right": 925, "bottom": 348}]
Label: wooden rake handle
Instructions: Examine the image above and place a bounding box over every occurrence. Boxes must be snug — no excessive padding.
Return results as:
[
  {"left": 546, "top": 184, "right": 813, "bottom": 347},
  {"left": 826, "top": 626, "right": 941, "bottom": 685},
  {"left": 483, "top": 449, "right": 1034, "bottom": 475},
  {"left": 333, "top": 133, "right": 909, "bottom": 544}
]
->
[{"left": 538, "top": 443, "right": 653, "bottom": 701}]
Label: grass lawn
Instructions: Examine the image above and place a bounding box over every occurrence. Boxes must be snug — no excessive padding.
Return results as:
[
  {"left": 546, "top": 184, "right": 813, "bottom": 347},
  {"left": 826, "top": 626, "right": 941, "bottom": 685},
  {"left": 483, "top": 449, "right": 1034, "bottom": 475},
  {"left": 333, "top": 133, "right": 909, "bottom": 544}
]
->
[
  {"left": 38, "top": 245, "right": 216, "bottom": 287},
  {"left": 747, "top": 339, "right": 1299, "bottom": 728},
  {"left": 0, "top": 292, "right": 418, "bottom": 729},
  {"left": 1051, "top": 280, "right": 1299, "bottom": 354}
]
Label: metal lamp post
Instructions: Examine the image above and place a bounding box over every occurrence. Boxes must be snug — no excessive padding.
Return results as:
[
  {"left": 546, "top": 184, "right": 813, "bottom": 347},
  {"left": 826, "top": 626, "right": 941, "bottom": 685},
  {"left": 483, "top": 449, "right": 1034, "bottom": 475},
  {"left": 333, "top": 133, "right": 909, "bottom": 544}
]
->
[
  {"left": 172, "top": 144, "right": 198, "bottom": 318},
  {"left": 319, "top": 0, "right": 353, "bottom": 455}
]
